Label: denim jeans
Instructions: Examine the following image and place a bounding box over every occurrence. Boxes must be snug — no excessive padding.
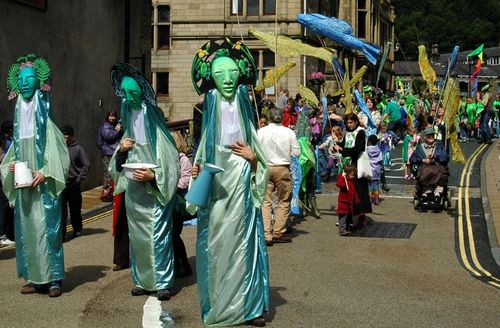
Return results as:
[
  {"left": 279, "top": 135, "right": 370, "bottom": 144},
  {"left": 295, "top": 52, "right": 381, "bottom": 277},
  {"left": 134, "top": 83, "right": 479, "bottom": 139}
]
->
[{"left": 480, "top": 110, "right": 492, "bottom": 143}]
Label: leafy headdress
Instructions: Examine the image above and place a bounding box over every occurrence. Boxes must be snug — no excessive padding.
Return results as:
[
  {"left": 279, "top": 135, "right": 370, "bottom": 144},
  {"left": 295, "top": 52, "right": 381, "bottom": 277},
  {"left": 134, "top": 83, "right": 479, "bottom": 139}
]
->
[
  {"left": 7, "top": 53, "right": 51, "bottom": 101},
  {"left": 191, "top": 37, "right": 257, "bottom": 95}
]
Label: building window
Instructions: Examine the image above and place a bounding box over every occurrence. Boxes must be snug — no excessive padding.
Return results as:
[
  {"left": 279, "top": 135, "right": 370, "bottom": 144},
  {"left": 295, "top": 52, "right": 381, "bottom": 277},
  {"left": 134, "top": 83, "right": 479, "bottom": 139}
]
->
[
  {"left": 152, "top": 5, "right": 171, "bottom": 50},
  {"left": 156, "top": 72, "right": 169, "bottom": 97},
  {"left": 263, "top": 0, "right": 276, "bottom": 15},
  {"left": 357, "top": 0, "right": 367, "bottom": 39},
  {"left": 231, "top": 0, "right": 243, "bottom": 15},
  {"left": 251, "top": 49, "right": 276, "bottom": 93},
  {"left": 247, "top": 0, "right": 259, "bottom": 16},
  {"left": 307, "top": 0, "right": 339, "bottom": 17},
  {"left": 230, "top": 0, "right": 276, "bottom": 16}
]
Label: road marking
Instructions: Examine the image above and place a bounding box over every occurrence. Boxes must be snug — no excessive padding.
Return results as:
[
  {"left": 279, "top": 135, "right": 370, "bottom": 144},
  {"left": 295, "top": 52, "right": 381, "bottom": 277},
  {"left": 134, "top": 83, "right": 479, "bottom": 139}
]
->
[
  {"left": 464, "top": 145, "right": 500, "bottom": 283},
  {"left": 457, "top": 144, "right": 500, "bottom": 286},
  {"left": 66, "top": 209, "right": 113, "bottom": 233},
  {"left": 142, "top": 296, "right": 163, "bottom": 327}
]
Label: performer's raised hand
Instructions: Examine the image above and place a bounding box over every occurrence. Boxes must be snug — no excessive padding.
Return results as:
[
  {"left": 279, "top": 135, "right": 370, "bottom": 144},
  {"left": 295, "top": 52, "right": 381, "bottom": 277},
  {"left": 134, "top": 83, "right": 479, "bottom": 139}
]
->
[
  {"left": 132, "top": 168, "right": 155, "bottom": 182},
  {"left": 120, "top": 138, "right": 135, "bottom": 152},
  {"left": 31, "top": 171, "right": 45, "bottom": 187}
]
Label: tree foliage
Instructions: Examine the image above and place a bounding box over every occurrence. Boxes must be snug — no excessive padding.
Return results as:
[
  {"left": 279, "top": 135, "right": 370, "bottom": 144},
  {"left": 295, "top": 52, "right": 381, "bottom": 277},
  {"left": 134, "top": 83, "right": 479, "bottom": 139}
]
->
[{"left": 394, "top": 0, "right": 500, "bottom": 60}]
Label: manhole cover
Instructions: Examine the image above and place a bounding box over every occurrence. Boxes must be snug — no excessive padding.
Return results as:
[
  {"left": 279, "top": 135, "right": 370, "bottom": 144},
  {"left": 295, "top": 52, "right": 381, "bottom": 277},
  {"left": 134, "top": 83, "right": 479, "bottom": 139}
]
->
[{"left": 353, "top": 222, "right": 417, "bottom": 239}]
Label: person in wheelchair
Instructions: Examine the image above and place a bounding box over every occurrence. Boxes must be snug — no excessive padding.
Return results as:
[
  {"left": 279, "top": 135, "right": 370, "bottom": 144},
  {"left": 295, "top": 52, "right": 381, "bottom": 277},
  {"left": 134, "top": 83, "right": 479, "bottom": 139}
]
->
[{"left": 410, "top": 127, "right": 449, "bottom": 201}]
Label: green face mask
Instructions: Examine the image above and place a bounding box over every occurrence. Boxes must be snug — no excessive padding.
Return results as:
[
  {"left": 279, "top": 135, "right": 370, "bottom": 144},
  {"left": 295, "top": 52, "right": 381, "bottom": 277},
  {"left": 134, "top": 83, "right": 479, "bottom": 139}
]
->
[
  {"left": 18, "top": 67, "right": 38, "bottom": 101},
  {"left": 211, "top": 57, "right": 240, "bottom": 101},
  {"left": 121, "top": 76, "right": 143, "bottom": 110}
]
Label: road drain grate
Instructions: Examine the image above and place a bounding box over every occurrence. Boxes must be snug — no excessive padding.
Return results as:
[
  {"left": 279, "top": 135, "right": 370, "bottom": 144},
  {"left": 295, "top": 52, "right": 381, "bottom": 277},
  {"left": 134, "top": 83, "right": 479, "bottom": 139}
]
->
[{"left": 353, "top": 222, "right": 417, "bottom": 239}]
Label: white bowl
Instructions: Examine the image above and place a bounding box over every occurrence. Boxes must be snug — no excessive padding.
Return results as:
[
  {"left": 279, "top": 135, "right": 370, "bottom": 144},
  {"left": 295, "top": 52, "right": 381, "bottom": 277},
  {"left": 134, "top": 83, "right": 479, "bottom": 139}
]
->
[{"left": 121, "top": 163, "right": 158, "bottom": 180}]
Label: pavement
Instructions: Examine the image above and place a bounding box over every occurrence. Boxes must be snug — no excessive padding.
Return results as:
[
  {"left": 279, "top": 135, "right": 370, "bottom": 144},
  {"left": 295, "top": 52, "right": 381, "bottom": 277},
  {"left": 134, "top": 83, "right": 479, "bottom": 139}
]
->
[
  {"left": 1, "top": 143, "right": 500, "bottom": 327},
  {"left": 481, "top": 140, "right": 500, "bottom": 265}
]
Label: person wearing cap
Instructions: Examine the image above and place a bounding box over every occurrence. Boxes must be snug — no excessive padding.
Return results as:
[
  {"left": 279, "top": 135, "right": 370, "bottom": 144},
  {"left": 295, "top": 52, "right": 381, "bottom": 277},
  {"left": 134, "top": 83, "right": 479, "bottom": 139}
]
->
[
  {"left": 60, "top": 125, "right": 90, "bottom": 241},
  {"left": 410, "top": 127, "right": 449, "bottom": 199}
]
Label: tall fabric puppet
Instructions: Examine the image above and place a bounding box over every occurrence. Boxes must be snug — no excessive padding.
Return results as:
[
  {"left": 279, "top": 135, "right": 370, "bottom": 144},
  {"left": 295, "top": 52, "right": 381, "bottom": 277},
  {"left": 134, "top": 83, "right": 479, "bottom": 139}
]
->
[
  {"left": 109, "top": 64, "right": 179, "bottom": 301},
  {"left": 1, "top": 54, "right": 69, "bottom": 297},
  {"left": 190, "top": 38, "right": 270, "bottom": 326}
]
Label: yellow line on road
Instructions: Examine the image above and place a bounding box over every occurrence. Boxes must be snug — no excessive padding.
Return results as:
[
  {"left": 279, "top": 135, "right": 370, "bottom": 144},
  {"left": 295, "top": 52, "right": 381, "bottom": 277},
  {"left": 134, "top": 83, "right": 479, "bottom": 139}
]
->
[
  {"left": 464, "top": 144, "right": 500, "bottom": 283},
  {"left": 457, "top": 143, "right": 500, "bottom": 285},
  {"left": 66, "top": 209, "right": 113, "bottom": 233},
  {"left": 457, "top": 145, "right": 483, "bottom": 277}
]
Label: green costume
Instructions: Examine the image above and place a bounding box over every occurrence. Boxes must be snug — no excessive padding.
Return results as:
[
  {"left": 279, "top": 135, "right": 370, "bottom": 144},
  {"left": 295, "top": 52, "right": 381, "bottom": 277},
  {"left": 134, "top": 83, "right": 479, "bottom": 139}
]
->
[
  {"left": 1, "top": 55, "right": 69, "bottom": 285},
  {"left": 110, "top": 64, "right": 179, "bottom": 292},
  {"left": 191, "top": 38, "right": 270, "bottom": 326}
]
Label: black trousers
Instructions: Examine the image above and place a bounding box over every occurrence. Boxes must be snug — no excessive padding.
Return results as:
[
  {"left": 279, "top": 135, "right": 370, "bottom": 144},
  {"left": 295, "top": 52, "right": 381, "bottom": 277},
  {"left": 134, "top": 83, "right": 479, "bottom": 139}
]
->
[
  {"left": 172, "top": 215, "right": 188, "bottom": 268},
  {"left": 61, "top": 181, "right": 82, "bottom": 235},
  {"left": 113, "top": 196, "right": 130, "bottom": 267}
]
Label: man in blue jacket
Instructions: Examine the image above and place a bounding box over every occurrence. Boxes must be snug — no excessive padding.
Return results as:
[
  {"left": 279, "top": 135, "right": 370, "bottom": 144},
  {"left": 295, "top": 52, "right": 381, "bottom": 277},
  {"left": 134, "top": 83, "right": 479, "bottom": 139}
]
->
[{"left": 410, "top": 127, "right": 449, "bottom": 199}]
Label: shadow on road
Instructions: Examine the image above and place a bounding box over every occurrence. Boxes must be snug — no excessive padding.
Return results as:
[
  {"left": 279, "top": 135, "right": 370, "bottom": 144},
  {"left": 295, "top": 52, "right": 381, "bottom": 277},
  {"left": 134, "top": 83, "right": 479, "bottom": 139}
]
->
[
  {"left": 173, "top": 256, "right": 197, "bottom": 295},
  {"left": 64, "top": 265, "right": 109, "bottom": 292},
  {"left": 0, "top": 247, "right": 15, "bottom": 260},
  {"left": 81, "top": 227, "right": 109, "bottom": 236},
  {"left": 266, "top": 286, "right": 287, "bottom": 323}
]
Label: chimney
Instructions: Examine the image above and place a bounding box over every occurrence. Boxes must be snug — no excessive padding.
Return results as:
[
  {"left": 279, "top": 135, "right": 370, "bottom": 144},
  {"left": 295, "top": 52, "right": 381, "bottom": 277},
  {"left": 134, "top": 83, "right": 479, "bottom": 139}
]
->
[{"left": 431, "top": 43, "right": 440, "bottom": 63}]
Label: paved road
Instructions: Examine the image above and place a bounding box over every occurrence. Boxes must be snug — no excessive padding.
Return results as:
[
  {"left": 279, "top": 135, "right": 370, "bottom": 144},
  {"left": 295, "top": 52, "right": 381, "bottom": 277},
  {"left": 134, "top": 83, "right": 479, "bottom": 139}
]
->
[{"left": 1, "top": 141, "right": 499, "bottom": 327}]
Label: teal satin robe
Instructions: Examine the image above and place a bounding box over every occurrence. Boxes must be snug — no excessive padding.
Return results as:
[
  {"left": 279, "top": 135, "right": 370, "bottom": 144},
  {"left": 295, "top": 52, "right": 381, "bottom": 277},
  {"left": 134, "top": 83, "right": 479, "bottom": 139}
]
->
[
  {"left": 110, "top": 100, "right": 179, "bottom": 291},
  {"left": 1, "top": 91, "right": 69, "bottom": 284},
  {"left": 191, "top": 85, "right": 270, "bottom": 326}
]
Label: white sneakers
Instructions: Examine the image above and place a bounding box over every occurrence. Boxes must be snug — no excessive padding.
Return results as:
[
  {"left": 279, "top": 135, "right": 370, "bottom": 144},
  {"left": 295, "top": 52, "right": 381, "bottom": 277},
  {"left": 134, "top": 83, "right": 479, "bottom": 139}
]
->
[{"left": 0, "top": 234, "right": 15, "bottom": 246}]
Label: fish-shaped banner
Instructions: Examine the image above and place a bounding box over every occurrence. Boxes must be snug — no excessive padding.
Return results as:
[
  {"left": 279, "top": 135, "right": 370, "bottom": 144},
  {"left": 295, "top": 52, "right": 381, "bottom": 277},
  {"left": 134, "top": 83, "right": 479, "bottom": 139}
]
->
[
  {"left": 332, "top": 66, "right": 368, "bottom": 97},
  {"left": 249, "top": 27, "right": 336, "bottom": 64},
  {"left": 255, "top": 61, "right": 296, "bottom": 91},
  {"left": 297, "top": 13, "right": 380, "bottom": 65},
  {"left": 418, "top": 45, "right": 437, "bottom": 93},
  {"left": 298, "top": 85, "right": 319, "bottom": 109}
]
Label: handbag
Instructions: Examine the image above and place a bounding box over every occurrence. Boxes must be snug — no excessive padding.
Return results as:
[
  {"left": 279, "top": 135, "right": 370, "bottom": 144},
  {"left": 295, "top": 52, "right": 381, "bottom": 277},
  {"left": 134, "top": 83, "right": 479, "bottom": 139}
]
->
[
  {"left": 357, "top": 139, "right": 373, "bottom": 180},
  {"left": 100, "top": 185, "right": 114, "bottom": 202}
]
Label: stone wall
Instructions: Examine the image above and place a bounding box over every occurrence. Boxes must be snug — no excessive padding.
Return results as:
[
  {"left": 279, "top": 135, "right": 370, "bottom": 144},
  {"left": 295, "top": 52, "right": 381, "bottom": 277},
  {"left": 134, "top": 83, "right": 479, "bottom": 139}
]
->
[{"left": 0, "top": 0, "right": 151, "bottom": 190}]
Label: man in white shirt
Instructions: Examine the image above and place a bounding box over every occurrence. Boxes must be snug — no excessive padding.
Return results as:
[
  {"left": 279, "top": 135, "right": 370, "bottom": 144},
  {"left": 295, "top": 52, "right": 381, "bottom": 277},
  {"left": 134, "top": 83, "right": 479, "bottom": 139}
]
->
[{"left": 257, "top": 106, "right": 301, "bottom": 245}]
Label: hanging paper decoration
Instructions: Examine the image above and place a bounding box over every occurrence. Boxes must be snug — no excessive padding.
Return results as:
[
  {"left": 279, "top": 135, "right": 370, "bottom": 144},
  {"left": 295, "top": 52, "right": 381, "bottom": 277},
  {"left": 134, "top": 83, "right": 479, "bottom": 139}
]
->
[
  {"left": 249, "top": 28, "right": 336, "bottom": 64},
  {"left": 442, "top": 78, "right": 465, "bottom": 163},
  {"left": 376, "top": 41, "right": 391, "bottom": 89},
  {"left": 298, "top": 84, "right": 319, "bottom": 109},
  {"left": 449, "top": 45, "right": 460, "bottom": 72},
  {"left": 342, "top": 58, "right": 353, "bottom": 114},
  {"left": 418, "top": 45, "right": 437, "bottom": 93},
  {"left": 255, "top": 61, "right": 296, "bottom": 91},
  {"left": 296, "top": 13, "right": 380, "bottom": 65},
  {"left": 331, "top": 65, "right": 367, "bottom": 96}
]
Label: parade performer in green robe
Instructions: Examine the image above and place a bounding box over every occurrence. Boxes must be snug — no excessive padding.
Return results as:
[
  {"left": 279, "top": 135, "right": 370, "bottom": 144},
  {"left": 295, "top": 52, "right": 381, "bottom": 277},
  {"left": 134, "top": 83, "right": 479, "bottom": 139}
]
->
[
  {"left": 190, "top": 38, "right": 270, "bottom": 327},
  {"left": 109, "top": 64, "right": 179, "bottom": 301},
  {"left": 1, "top": 54, "right": 69, "bottom": 298}
]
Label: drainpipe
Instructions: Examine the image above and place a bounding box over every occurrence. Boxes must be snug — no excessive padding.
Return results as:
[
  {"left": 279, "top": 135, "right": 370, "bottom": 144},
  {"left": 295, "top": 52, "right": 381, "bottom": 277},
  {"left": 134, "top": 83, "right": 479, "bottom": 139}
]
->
[{"left": 124, "top": 0, "right": 130, "bottom": 63}]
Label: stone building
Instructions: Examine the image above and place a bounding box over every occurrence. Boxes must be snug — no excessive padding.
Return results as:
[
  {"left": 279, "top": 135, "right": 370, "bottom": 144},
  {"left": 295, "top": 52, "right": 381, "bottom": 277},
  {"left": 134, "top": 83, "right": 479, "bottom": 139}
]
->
[
  {"left": 394, "top": 46, "right": 500, "bottom": 96},
  {"left": 0, "top": 0, "right": 151, "bottom": 189},
  {"left": 151, "top": 0, "right": 395, "bottom": 121}
]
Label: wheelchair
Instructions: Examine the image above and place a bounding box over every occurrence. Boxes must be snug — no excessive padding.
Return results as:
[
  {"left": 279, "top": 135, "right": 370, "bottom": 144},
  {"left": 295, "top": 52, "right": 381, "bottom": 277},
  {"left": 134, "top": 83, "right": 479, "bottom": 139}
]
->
[{"left": 412, "top": 163, "right": 450, "bottom": 212}]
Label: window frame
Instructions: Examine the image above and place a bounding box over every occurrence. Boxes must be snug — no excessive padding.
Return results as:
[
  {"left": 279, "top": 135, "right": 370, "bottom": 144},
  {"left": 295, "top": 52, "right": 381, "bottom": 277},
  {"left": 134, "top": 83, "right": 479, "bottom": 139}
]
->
[{"left": 152, "top": 4, "right": 171, "bottom": 51}]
